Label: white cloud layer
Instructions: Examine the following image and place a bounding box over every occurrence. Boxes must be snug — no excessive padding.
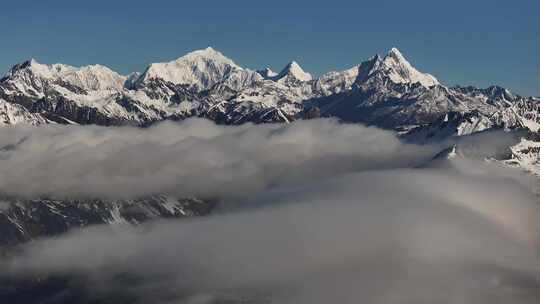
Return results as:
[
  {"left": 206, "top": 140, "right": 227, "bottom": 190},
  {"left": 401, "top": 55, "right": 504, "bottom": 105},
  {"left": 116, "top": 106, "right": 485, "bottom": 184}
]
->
[
  {"left": 6, "top": 169, "right": 540, "bottom": 303},
  {"left": 1, "top": 118, "right": 539, "bottom": 303},
  {"left": 0, "top": 118, "right": 438, "bottom": 200}
]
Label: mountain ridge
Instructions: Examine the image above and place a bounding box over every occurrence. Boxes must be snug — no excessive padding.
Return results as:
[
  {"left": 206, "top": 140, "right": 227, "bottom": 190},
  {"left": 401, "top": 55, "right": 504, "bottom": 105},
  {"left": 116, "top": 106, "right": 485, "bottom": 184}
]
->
[
  {"left": 0, "top": 47, "right": 537, "bottom": 131},
  {"left": 2, "top": 47, "right": 539, "bottom": 178}
]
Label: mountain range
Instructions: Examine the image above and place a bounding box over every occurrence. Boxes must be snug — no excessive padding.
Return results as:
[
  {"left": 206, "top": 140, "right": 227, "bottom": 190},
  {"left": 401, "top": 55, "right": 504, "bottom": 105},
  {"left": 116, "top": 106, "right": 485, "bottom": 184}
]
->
[
  {"left": 2, "top": 47, "right": 540, "bottom": 303},
  {"left": 2, "top": 47, "right": 540, "bottom": 173},
  {"left": 1, "top": 47, "right": 537, "bottom": 131},
  {"left": 1, "top": 48, "right": 540, "bottom": 236}
]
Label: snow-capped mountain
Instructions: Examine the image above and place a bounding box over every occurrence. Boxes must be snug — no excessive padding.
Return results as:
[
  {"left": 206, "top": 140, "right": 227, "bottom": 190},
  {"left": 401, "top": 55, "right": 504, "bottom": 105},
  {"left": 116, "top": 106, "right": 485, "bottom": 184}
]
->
[
  {"left": 4, "top": 58, "right": 126, "bottom": 93},
  {"left": 379, "top": 47, "right": 439, "bottom": 87},
  {"left": 504, "top": 133, "right": 540, "bottom": 176},
  {"left": 134, "top": 47, "right": 262, "bottom": 91},
  {"left": 273, "top": 61, "right": 313, "bottom": 83},
  {"left": 403, "top": 111, "right": 497, "bottom": 143},
  {"left": 1, "top": 47, "right": 539, "bottom": 176},
  {"left": 2, "top": 46, "right": 536, "bottom": 131}
]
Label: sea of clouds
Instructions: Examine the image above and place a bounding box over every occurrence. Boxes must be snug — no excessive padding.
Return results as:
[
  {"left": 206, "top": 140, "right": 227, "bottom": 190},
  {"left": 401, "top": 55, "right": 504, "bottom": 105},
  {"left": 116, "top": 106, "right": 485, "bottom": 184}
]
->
[{"left": 1, "top": 118, "right": 540, "bottom": 303}]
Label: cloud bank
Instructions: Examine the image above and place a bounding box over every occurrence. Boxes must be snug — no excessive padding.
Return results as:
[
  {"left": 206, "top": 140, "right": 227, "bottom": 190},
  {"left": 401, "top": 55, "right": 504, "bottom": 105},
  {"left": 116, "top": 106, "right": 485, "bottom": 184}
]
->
[
  {"left": 1, "top": 118, "right": 539, "bottom": 303},
  {"left": 6, "top": 169, "right": 540, "bottom": 303},
  {"left": 0, "top": 118, "right": 438, "bottom": 200}
]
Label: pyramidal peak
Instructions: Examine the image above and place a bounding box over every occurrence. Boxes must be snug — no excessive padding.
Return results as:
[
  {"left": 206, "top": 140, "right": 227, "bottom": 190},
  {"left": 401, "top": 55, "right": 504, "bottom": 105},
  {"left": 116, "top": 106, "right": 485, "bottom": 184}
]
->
[
  {"left": 379, "top": 47, "right": 439, "bottom": 87},
  {"left": 275, "top": 61, "right": 312, "bottom": 82},
  {"left": 382, "top": 47, "right": 415, "bottom": 69},
  {"left": 386, "top": 47, "right": 406, "bottom": 60},
  {"left": 8, "top": 58, "right": 52, "bottom": 77}
]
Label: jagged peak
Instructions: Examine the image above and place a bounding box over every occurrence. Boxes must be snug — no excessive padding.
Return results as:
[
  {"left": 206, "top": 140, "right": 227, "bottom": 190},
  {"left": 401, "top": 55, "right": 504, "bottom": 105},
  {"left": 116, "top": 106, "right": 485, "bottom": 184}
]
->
[
  {"left": 285, "top": 61, "right": 304, "bottom": 71},
  {"left": 257, "top": 67, "right": 278, "bottom": 79},
  {"left": 376, "top": 47, "right": 439, "bottom": 87},
  {"left": 353, "top": 54, "right": 384, "bottom": 83},
  {"left": 19, "top": 58, "right": 40, "bottom": 66},
  {"left": 384, "top": 47, "right": 415, "bottom": 63},
  {"left": 484, "top": 85, "right": 516, "bottom": 101},
  {"left": 386, "top": 47, "right": 405, "bottom": 60},
  {"left": 4, "top": 58, "right": 126, "bottom": 91},
  {"left": 453, "top": 85, "right": 516, "bottom": 101},
  {"left": 485, "top": 85, "right": 512, "bottom": 94},
  {"left": 8, "top": 58, "right": 49, "bottom": 76},
  {"left": 370, "top": 54, "right": 382, "bottom": 62},
  {"left": 275, "top": 60, "right": 312, "bottom": 82},
  {"left": 124, "top": 72, "right": 142, "bottom": 90},
  {"left": 8, "top": 59, "right": 123, "bottom": 78},
  {"left": 23, "top": 58, "right": 41, "bottom": 68}
]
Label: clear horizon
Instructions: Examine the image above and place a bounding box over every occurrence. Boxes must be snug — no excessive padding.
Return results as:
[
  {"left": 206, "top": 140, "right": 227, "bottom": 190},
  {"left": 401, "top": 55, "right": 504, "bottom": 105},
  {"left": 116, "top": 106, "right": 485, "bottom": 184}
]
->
[{"left": 1, "top": 0, "right": 538, "bottom": 96}]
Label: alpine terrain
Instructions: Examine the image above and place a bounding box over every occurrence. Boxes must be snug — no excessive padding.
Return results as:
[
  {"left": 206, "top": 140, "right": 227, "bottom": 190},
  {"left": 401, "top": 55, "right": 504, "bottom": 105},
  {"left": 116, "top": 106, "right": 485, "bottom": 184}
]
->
[
  {"left": 1, "top": 46, "right": 539, "bottom": 240},
  {"left": 1, "top": 47, "right": 540, "bottom": 304}
]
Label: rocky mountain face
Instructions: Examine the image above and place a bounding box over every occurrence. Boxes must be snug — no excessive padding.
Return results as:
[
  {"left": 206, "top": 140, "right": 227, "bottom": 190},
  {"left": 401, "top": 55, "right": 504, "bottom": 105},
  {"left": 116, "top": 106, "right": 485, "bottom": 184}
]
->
[
  {"left": 0, "top": 98, "right": 47, "bottom": 126},
  {"left": 0, "top": 196, "right": 214, "bottom": 248}
]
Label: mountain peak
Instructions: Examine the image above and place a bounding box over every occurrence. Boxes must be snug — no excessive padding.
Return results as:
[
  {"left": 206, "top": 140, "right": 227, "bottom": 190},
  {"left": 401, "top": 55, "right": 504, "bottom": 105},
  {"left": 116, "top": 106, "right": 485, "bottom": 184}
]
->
[
  {"left": 5, "top": 58, "right": 126, "bottom": 91},
  {"left": 286, "top": 61, "right": 304, "bottom": 71},
  {"left": 275, "top": 61, "right": 312, "bottom": 82},
  {"left": 137, "top": 47, "right": 261, "bottom": 90},
  {"left": 379, "top": 47, "right": 439, "bottom": 87},
  {"left": 173, "top": 47, "right": 239, "bottom": 68},
  {"left": 187, "top": 46, "right": 217, "bottom": 56},
  {"left": 257, "top": 67, "right": 278, "bottom": 79},
  {"left": 27, "top": 58, "right": 40, "bottom": 66},
  {"left": 382, "top": 47, "right": 413, "bottom": 68},
  {"left": 386, "top": 47, "right": 404, "bottom": 59},
  {"left": 17, "top": 58, "right": 40, "bottom": 67},
  {"left": 8, "top": 58, "right": 49, "bottom": 77}
]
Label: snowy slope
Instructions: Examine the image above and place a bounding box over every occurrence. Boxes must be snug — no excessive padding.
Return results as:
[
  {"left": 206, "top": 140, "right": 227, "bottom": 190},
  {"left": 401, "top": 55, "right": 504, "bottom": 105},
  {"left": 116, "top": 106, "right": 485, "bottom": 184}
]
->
[
  {"left": 135, "top": 47, "right": 262, "bottom": 91},
  {"left": 273, "top": 61, "right": 313, "bottom": 83},
  {"left": 504, "top": 136, "right": 540, "bottom": 176},
  {"left": 0, "top": 98, "right": 48, "bottom": 126},
  {"left": 4, "top": 59, "right": 126, "bottom": 92},
  {"left": 403, "top": 111, "right": 496, "bottom": 143},
  {"left": 380, "top": 48, "right": 439, "bottom": 87}
]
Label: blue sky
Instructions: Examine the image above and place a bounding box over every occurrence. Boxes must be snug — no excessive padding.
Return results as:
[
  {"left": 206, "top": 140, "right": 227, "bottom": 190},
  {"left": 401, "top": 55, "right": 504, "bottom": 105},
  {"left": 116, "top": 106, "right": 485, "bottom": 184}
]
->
[{"left": 1, "top": 0, "right": 538, "bottom": 96}]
